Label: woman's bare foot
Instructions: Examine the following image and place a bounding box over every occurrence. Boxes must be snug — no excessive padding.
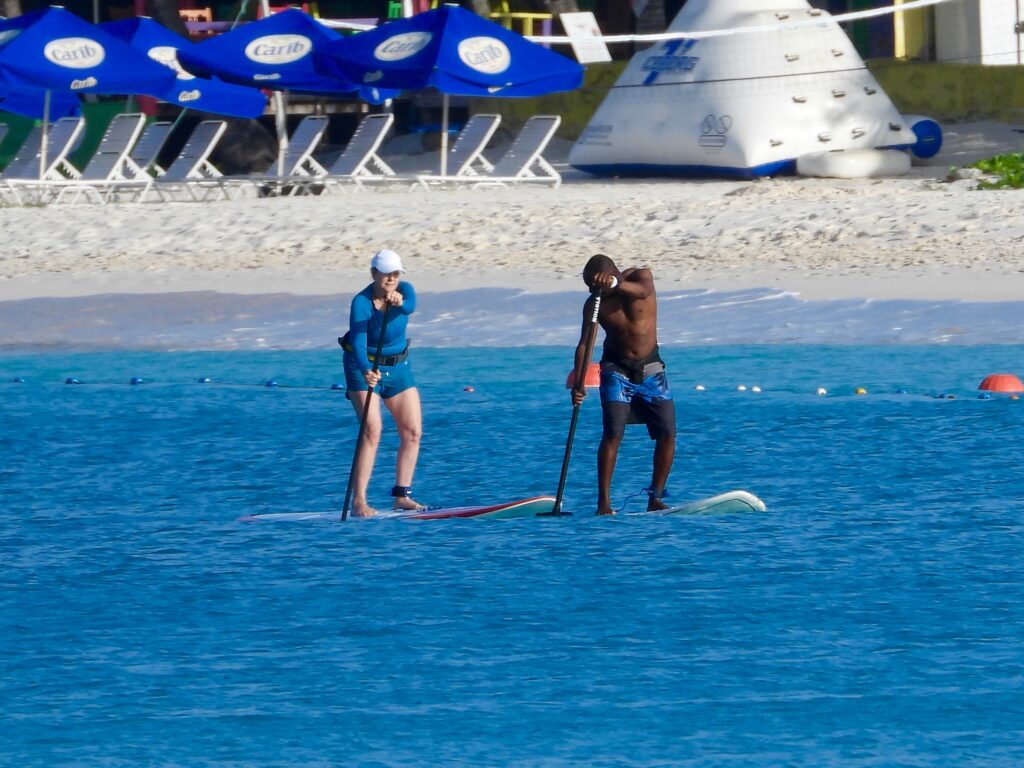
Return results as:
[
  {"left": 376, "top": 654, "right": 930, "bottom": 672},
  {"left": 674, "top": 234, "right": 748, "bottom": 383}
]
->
[
  {"left": 351, "top": 503, "right": 379, "bottom": 518},
  {"left": 392, "top": 497, "right": 426, "bottom": 511}
]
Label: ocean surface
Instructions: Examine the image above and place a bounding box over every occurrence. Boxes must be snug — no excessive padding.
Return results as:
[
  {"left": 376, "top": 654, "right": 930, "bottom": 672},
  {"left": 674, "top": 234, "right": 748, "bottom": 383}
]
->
[{"left": 3, "top": 342, "right": 1023, "bottom": 766}]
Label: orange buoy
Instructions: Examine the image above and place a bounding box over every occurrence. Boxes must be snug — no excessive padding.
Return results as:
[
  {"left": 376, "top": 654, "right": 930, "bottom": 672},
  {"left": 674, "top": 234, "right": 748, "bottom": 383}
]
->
[
  {"left": 566, "top": 362, "right": 601, "bottom": 389},
  {"left": 978, "top": 373, "right": 1024, "bottom": 393}
]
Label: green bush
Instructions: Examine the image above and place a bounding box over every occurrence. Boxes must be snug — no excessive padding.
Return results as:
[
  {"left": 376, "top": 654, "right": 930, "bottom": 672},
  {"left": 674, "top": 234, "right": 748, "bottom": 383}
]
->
[{"left": 970, "top": 153, "right": 1024, "bottom": 189}]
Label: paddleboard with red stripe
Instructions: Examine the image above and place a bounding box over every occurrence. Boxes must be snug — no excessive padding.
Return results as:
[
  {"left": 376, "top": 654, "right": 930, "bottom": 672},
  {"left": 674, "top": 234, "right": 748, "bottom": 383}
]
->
[{"left": 238, "top": 495, "right": 557, "bottom": 523}]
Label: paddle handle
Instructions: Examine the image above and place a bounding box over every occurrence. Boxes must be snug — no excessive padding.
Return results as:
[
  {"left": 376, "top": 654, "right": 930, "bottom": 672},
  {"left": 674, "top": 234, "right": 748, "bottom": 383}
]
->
[
  {"left": 341, "top": 306, "right": 392, "bottom": 521},
  {"left": 552, "top": 289, "right": 602, "bottom": 516}
]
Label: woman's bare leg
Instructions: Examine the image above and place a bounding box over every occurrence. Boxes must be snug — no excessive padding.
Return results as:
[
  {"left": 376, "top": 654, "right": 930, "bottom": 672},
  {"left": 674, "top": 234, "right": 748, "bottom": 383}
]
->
[
  {"left": 383, "top": 387, "right": 424, "bottom": 509},
  {"left": 348, "top": 391, "right": 382, "bottom": 517}
]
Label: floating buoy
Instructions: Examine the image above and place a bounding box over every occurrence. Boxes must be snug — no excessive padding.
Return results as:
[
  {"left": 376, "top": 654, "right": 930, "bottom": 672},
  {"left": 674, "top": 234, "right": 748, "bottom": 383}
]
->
[
  {"left": 197, "top": 377, "right": 211, "bottom": 384},
  {"left": 463, "top": 385, "right": 475, "bottom": 392},
  {"left": 566, "top": 362, "right": 600, "bottom": 389},
  {"left": 816, "top": 387, "right": 827, "bottom": 396},
  {"left": 264, "top": 380, "right": 279, "bottom": 388},
  {"left": 978, "top": 393, "right": 992, "bottom": 400},
  {"left": 935, "top": 392, "right": 955, "bottom": 400},
  {"left": 751, "top": 386, "right": 762, "bottom": 393},
  {"left": 65, "top": 377, "right": 80, "bottom": 385},
  {"left": 736, "top": 385, "right": 747, "bottom": 392},
  {"left": 896, "top": 389, "right": 908, "bottom": 395},
  {"left": 130, "top": 377, "right": 144, "bottom": 386},
  {"left": 693, "top": 384, "right": 705, "bottom": 391},
  {"left": 1012, "top": 395, "right": 1020, "bottom": 400},
  {"left": 978, "top": 373, "right": 1024, "bottom": 393},
  {"left": 854, "top": 387, "right": 867, "bottom": 395},
  {"left": 12, "top": 377, "right": 24, "bottom": 383},
  {"left": 330, "top": 383, "right": 344, "bottom": 391}
]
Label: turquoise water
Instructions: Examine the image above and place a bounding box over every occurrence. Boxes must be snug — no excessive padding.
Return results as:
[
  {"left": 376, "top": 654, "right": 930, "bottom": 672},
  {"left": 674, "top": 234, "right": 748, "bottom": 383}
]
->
[{"left": 3, "top": 346, "right": 1024, "bottom": 766}]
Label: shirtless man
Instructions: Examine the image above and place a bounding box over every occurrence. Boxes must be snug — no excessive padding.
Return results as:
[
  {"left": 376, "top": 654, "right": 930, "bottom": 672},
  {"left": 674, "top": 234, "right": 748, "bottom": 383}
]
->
[{"left": 571, "top": 254, "right": 676, "bottom": 515}]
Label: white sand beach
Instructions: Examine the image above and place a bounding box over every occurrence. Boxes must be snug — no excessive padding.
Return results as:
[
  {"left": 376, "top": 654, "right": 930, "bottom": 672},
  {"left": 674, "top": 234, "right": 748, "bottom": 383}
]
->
[{"left": 1, "top": 119, "right": 1022, "bottom": 306}]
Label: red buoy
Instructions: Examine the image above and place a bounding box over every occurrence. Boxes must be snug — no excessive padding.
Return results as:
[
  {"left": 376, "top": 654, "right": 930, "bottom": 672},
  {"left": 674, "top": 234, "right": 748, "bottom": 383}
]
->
[
  {"left": 566, "top": 362, "right": 601, "bottom": 389},
  {"left": 978, "top": 373, "right": 1024, "bottom": 393}
]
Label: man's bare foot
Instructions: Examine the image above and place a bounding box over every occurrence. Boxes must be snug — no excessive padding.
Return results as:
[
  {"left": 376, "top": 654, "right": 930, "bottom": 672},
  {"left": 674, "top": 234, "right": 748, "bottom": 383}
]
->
[
  {"left": 647, "top": 497, "right": 669, "bottom": 512},
  {"left": 393, "top": 497, "right": 426, "bottom": 511},
  {"left": 596, "top": 507, "right": 616, "bottom": 516},
  {"left": 351, "top": 504, "right": 379, "bottom": 518}
]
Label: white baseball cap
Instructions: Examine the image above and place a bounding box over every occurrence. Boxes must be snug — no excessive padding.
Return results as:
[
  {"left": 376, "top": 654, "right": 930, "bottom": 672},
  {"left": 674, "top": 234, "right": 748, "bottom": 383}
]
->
[{"left": 371, "top": 249, "right": 405, "bottom": 274}]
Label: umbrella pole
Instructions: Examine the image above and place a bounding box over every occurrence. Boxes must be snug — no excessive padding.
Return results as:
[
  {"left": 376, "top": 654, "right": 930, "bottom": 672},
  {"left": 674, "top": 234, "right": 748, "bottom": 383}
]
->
[
  {"left": 39, "top": 90, "right": 50, "bottom": 181},
  {"left": 258, "top": 0, "right": 288, "bottom": 176},
  {"left": 274, "top": 91, "right": 288, "bottom": 176},
  {"left": 440, "top": 92, "right": 449, "bottom": 177}
]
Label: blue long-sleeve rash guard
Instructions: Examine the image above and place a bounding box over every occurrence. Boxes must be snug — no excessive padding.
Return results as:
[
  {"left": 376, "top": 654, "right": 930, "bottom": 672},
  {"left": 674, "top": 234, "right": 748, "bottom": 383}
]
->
[{"left": 348, "top": 281, "right": 417, "bottom": 372}]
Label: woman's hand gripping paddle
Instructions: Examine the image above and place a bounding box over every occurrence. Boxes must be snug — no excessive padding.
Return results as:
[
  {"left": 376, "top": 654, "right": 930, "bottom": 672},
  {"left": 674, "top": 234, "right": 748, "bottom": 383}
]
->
[
  {"left": 545, "top": 286, "right": 602, "bottom": 517},
  {"left": 341, "top": 308, "right": 392, "bottom": 521}
]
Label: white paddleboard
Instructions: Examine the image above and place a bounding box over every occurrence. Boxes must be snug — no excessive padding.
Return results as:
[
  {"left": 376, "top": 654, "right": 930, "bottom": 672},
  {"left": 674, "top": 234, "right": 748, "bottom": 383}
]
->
[
  {"left": 238, "top": 496, "right": 557, "bottom": 523},
  {"left": 651, "top": 490, "right": 766, "bottom": 516}
]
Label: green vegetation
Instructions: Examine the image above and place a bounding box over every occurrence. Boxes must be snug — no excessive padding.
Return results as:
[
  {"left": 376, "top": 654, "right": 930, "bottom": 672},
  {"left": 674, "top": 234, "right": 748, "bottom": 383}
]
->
[{"left": 971, "top": 153, "right": 1024, "bottom": 189}]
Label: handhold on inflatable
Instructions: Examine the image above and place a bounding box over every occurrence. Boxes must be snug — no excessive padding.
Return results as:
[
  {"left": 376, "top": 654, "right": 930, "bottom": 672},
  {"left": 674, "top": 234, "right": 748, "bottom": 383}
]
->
[
  {"left": 797, "top": 148, "right": 911, "bottom": 179},
  {"left": 903, "top": 114, "right": 943, "bottom": 160},
  {"left": 978, "top": 373, "right": 1024, "bottom": 393},
  {"left": 566, "top": 362, "right": 601, "bottom": 389}
]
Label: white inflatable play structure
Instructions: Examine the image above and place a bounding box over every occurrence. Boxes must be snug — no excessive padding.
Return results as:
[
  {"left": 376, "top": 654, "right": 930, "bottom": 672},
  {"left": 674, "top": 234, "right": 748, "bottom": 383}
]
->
[{"left": 568, "top": 0, "right": 942, "bottom": 179}]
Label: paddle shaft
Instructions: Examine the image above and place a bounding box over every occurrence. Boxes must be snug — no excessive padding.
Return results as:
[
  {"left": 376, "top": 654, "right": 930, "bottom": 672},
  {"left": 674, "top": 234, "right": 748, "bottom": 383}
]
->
[
  {"left": 552, "top": 288, "right": 602, "bottom": 516},
  {"left": 341, "top": 307, "right": 392, "bottom": 521}
]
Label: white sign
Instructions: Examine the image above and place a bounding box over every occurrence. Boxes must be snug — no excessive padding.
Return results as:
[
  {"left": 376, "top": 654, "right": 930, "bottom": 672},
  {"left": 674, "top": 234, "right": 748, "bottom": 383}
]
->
[
  {"left": 560, "top": 12, "right": 610, "bottom": 64},
  {"left": 457, "top": 37, "right": 510, "bottom": 74},
  {"left": 245, "top": 34, "right": 311, "bottom": 65},
  {"left": 44, "top": 37, "right": 106, "bottom": 69}
]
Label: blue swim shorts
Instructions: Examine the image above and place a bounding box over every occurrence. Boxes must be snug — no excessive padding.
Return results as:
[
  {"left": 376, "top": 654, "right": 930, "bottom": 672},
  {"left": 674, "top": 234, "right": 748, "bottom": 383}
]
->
[
  {"left": 343, "top": 351, "right": 416, "bottom": 400},
  {"left": 599, "top": 369, "right": 676, "bottom": 440}
]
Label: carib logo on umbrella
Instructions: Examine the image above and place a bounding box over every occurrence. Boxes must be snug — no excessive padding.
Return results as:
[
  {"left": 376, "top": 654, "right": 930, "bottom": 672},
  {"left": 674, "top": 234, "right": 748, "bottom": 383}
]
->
[
  {"left": 44, "top": 37, "right": 106, "bottom": 68},
  {"left": 457, "top": 36, "right": 510, "bottom": 75},
  {"left": 374, "top": 31, "right": 432, "bottom": 61},
  {"left": 245, "top": 34, "right": 312, "bottom": 67}
]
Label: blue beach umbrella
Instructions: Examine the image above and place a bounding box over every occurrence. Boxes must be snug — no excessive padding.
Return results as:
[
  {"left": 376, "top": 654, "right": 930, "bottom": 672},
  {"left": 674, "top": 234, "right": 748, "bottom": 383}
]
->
[
  {"left": 101, "top": 17, "right": 267, "bottom": 119},
  {"left": 313, "top": 5, "right": 584, "bottom": 174},
  {"left": 0, "top": 6, "right": 177, "bottom": 176},
  {"left": 0, "top": 68, "right": 80, "bottom": 119},
  {"left": 176, "top": 9, "right": 392, "bottom": 102}
]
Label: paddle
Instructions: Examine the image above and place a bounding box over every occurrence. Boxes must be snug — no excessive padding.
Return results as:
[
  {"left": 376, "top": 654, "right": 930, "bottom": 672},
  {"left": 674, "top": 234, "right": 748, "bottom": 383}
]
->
[
  {"left": 546, "top": 285, "right": 603, "bottom": 517},
  {"left": 341, "top": 306, "right": 392, "bottom": 521}
]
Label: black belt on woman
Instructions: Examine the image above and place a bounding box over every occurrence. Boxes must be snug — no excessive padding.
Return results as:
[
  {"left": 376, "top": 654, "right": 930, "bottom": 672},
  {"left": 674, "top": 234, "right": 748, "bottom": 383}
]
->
[{"left": 338, "top": 333, "right": 410, "bottom": 366}]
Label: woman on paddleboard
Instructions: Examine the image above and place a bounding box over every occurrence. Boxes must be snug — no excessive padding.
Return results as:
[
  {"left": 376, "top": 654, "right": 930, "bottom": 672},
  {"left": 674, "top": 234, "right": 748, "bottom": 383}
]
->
[{"left": 341, "top": 249, "right": 425, "bottom": 517}]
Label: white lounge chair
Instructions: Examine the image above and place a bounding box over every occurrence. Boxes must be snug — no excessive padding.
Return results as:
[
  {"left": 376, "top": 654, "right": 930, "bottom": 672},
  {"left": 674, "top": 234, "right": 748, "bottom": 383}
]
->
[
  {"left": 1, "top": 117, "right": 85, "bottom": 204},
  {"left": 416, "top": 115, "right": 562, "bottom": 189},
  {"left": 116, "top": 120, "right": 228, "bottom": 202},
  {"left": 17, "top": 113, "right": 148, "bottom": 204},
  {"left": 126, "top": 120, "right": 173, "bottom": 179},
  {"left": 298, "top": 113, "right": 395, "bottom": 193},
  {"left": 231, "top": 114, "right": 330, "bottom": 196}
]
